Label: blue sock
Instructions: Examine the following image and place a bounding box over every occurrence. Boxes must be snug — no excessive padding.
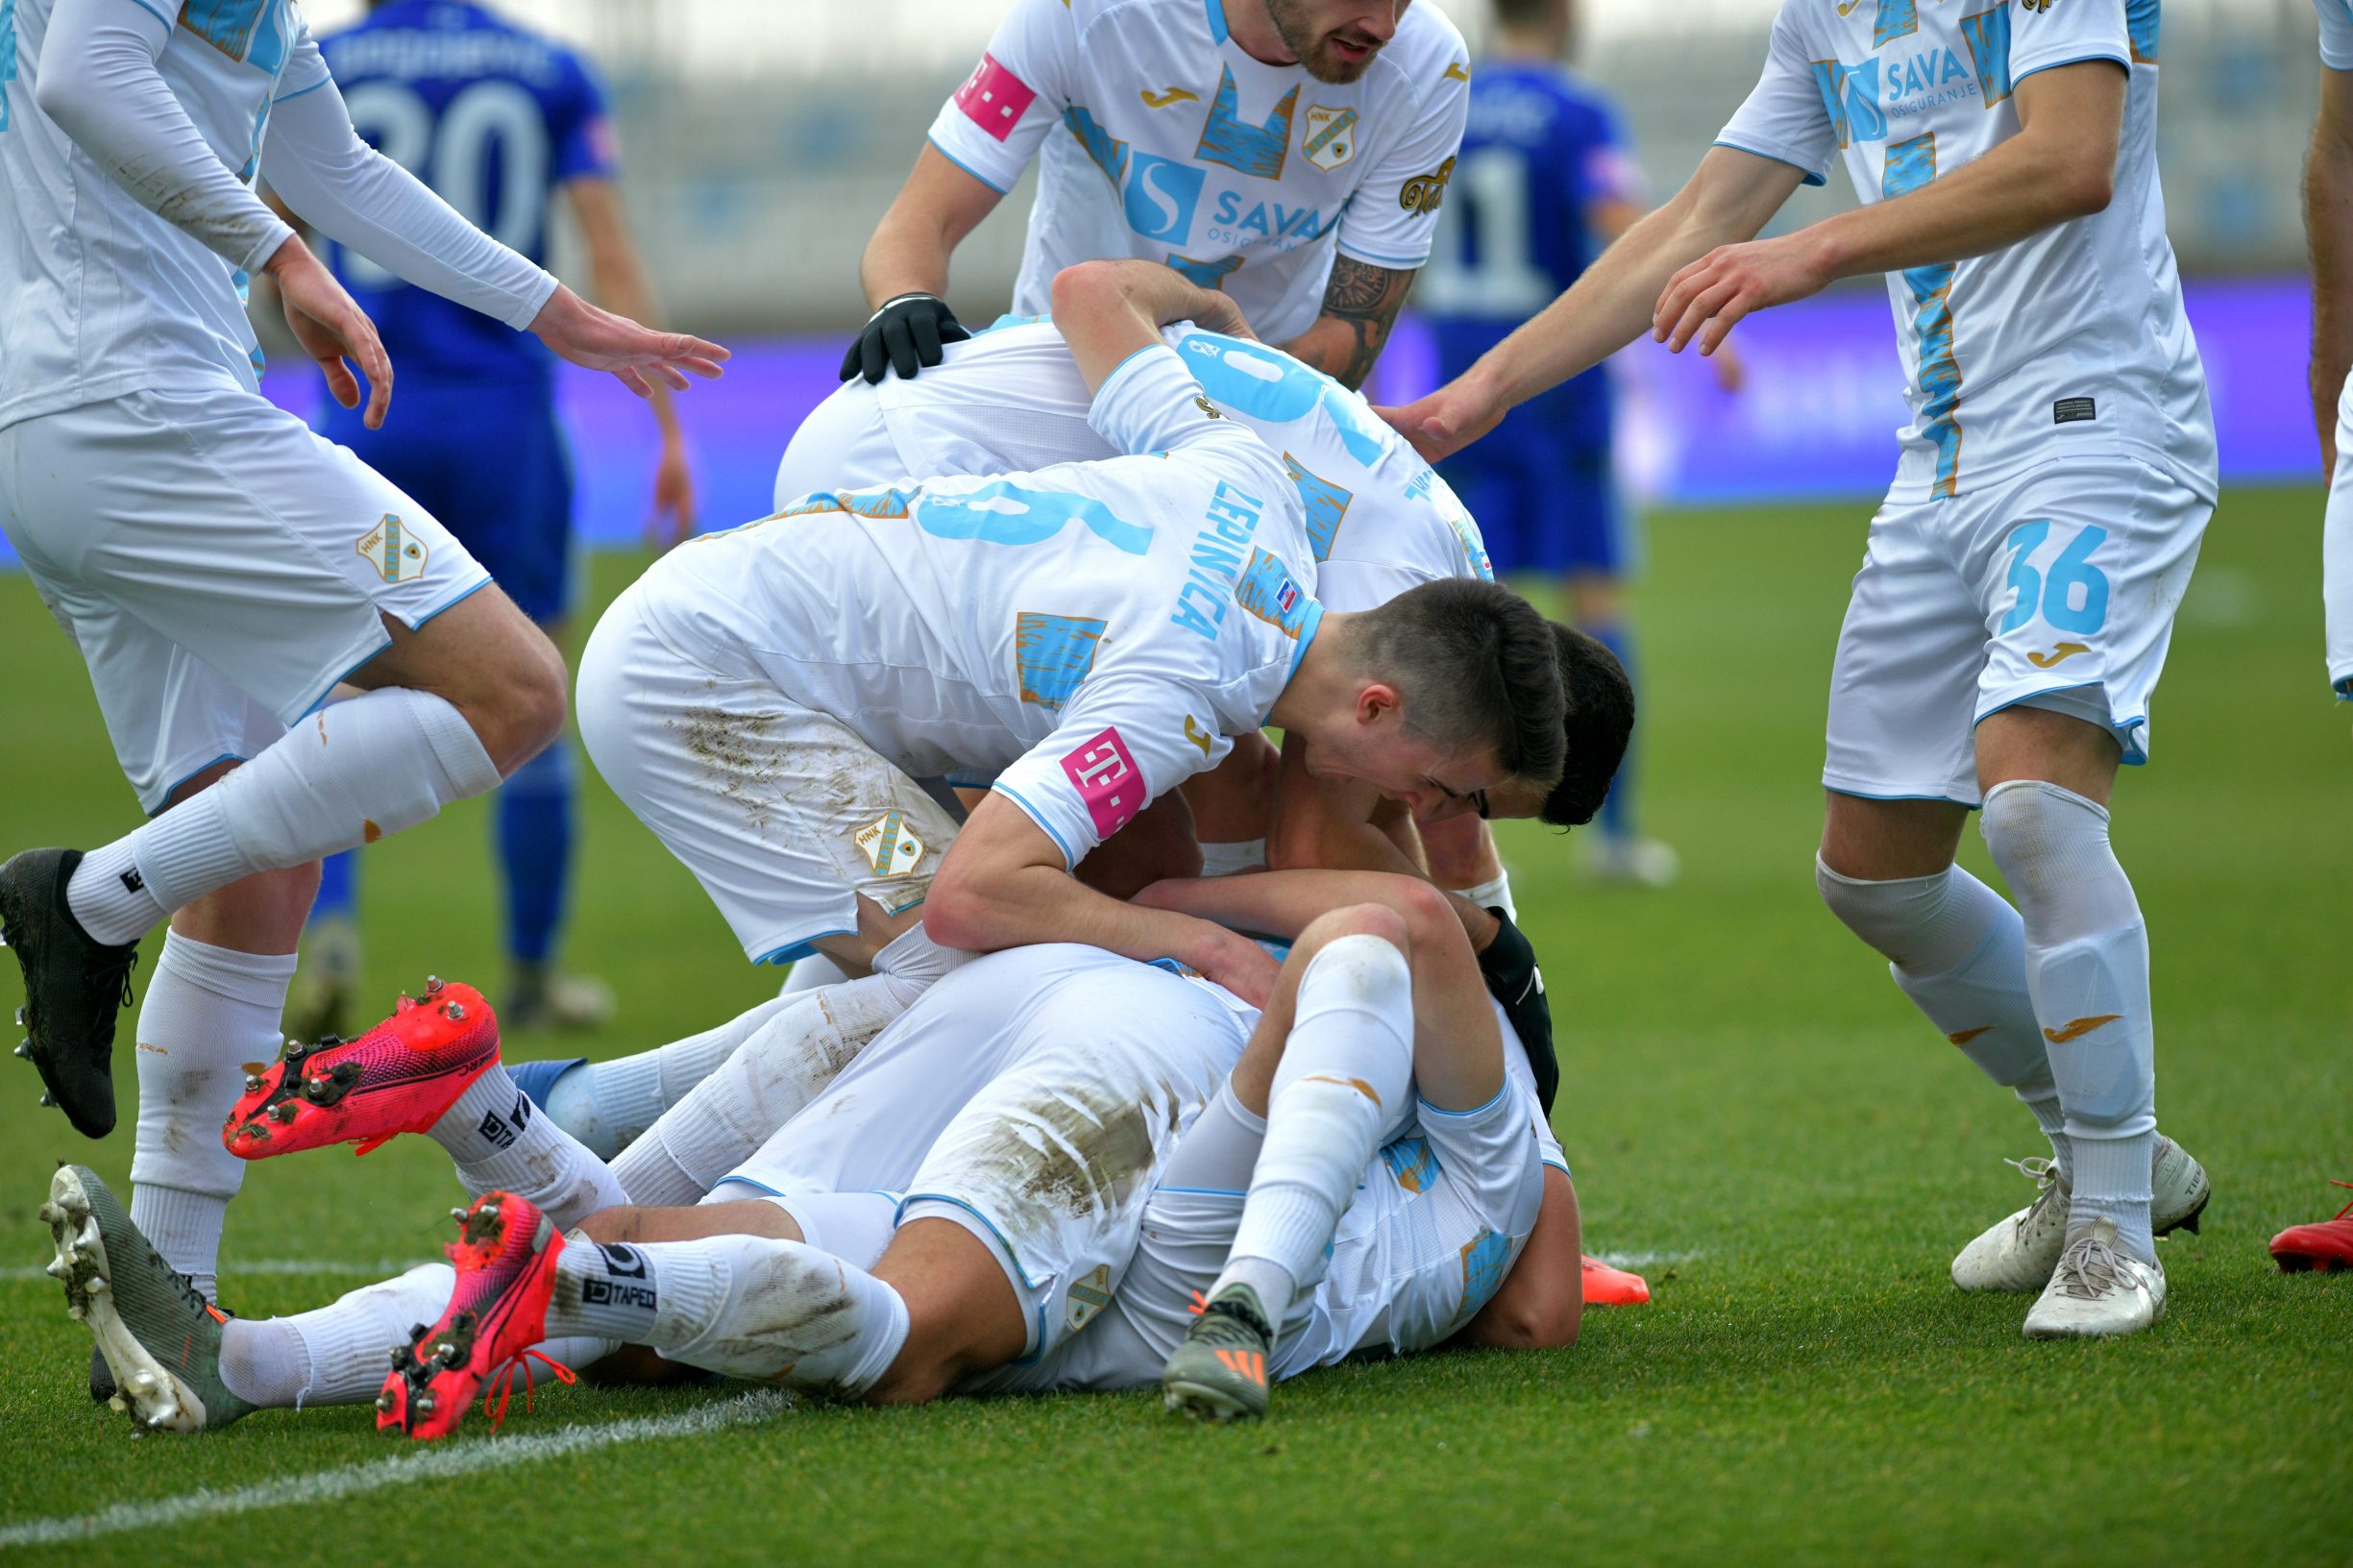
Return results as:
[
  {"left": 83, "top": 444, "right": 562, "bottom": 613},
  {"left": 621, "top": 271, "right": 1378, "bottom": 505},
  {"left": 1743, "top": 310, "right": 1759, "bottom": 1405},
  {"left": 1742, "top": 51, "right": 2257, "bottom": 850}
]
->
[
  {"left": 496, "top": 740, "right": 575, "bottom": 968},
  {"left": 1590, "top": 622, "right": 1636, "bottom": 841},
  {"left": 312, "top": 848, "right": 359, "bottom": 922}
]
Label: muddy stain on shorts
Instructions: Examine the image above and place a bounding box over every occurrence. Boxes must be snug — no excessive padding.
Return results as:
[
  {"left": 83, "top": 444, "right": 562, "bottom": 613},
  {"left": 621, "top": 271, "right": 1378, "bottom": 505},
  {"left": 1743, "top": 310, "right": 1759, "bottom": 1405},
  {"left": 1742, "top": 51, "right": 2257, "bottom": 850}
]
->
[
  {"left": 671, "top": 705, "right": 785, "bottom": 836},
  {"left": 956, "top": 1077, "right": 1185, "bottom": 1252}
]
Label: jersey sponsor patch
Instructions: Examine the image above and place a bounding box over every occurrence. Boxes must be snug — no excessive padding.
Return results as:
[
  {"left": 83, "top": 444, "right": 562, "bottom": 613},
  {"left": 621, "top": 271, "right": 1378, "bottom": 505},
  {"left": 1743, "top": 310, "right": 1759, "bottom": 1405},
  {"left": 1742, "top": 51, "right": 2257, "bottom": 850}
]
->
[
  {"left": 1234, "top": 549, "right": 1311, "bottom": 638},
  {"left": 853, "top": 811, "right": 927, "bottom": 877},
  {"left": 1300, "top": 105, "right": 1360, "bottom": 173},
  {"left": 2053, "top": 396, "right": 2097, "bottom": 425},
  {"left": 1061, "top": 726, "right": 1144, "bottom": 840},
  {"left": 356, "top": 515, "right": 429, "bottom": 584},
  {"left": 1398, "top": 156, "right": 1457, "bottom": 215},
  {"left": 954, "top": 53, "right": 1037, "bottom": 142}
]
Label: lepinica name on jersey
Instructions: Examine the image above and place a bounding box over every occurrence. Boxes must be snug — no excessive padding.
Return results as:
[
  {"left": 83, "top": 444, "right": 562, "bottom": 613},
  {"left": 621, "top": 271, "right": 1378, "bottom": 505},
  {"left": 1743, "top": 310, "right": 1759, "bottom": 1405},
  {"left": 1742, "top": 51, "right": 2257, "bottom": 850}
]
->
[{"left": 1170, "top": 480, "right": 1268, "bottom": 641}]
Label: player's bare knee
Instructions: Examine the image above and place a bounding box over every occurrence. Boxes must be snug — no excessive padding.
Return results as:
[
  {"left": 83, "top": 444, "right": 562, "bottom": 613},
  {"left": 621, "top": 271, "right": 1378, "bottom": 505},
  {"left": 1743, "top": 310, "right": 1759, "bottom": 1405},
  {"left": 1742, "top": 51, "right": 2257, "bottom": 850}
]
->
[{"left": 1298, "top": 900, "right": 1412, "bottom": 959}]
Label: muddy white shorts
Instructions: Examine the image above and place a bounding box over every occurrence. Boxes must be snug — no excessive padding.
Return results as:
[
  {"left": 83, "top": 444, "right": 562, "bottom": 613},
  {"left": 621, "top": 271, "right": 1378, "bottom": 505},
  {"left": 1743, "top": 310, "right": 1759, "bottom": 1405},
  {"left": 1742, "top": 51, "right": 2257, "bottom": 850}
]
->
[
  {"left": 0, "top": 386, "right": 489, "bottom": 812},
  {"left": 1825, "top": 455, "right": 2211, "bottom": 806},
  {"left": 576, "top": 576, "right": 965, "bottom": 965}
]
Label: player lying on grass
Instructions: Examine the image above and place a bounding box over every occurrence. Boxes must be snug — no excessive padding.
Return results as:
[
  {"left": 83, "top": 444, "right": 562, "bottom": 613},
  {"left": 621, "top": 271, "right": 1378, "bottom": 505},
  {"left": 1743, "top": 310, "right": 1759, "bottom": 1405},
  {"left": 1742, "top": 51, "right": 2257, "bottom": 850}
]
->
[
  {"left": 562, "top": 258, "right": 1567, "bottom": 1116},
  {"left": 44, "top": 873, "right": 1576, "bottom": 1432}
]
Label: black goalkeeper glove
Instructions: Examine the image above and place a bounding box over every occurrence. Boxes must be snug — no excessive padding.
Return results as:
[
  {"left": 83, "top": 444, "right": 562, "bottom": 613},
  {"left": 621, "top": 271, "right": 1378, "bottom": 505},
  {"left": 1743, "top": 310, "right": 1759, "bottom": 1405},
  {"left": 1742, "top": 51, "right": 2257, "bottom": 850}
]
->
[
  {"left": 840, "top": 292, "right": 970, "bottom": 384},
  {"left": 1476, "top": 908, "right": 1558, "bottom": 1116}
]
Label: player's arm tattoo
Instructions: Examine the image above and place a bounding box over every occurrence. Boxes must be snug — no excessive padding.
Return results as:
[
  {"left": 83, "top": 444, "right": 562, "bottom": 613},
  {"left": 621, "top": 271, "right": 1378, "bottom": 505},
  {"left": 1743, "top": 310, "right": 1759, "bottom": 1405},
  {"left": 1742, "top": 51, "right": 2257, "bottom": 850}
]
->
[{"left": 1281, "top": 257, "right": 1417, "bottom": 390}]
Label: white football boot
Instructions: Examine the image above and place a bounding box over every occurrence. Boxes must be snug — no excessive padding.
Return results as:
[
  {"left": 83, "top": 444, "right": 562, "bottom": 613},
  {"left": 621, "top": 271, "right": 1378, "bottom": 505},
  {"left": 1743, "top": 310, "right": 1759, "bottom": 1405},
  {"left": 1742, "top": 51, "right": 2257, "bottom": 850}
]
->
[
  {"left": 2022, "top": 1217, "right": 2167, "bottom": 1339},
  {"left": 1951, "top": 1133, "right": 2210, "bottom": 1293}
]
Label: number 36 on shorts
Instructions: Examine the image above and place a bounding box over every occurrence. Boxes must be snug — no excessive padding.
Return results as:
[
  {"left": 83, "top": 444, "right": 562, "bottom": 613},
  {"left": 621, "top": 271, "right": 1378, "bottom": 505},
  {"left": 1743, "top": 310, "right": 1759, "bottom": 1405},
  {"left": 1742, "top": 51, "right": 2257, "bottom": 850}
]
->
[{"left": 1998, "top": 520, "right": 2110, "bottom": 636}]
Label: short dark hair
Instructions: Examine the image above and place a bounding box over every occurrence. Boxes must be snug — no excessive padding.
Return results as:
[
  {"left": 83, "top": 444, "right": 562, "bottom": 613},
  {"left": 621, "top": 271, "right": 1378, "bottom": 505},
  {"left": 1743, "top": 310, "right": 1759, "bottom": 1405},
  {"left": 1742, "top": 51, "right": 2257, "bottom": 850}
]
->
[
  {"left": 1490, "top": 0, "right": 1562, "bottom": 26},
  {"left": 1357, "top": 580, "right": 1566, "bottom": 787},
  {"left": 1541, "top": 623, "right": 1634, "bottom": 827}
]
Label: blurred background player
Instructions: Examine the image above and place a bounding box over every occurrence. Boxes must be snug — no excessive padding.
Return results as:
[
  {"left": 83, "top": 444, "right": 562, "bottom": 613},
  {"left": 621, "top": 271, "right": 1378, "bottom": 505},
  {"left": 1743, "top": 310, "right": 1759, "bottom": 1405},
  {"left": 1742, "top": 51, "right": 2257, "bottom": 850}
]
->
[
  {"left": 1416, "top": 0, "right": 1740, "bottom": 887},
  {"left": 286, "top": 0, "right": 699, "bottom": 1038}
]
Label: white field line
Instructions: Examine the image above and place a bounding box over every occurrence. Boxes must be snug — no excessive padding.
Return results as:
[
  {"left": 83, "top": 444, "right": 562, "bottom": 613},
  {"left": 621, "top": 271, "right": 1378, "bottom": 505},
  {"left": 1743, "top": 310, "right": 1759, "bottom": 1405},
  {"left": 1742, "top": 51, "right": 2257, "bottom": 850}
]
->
[
  {"left": 0, "top": 1258, "right": 430, "bottom": 1284},
  {"left": 0, "top": 1389, "right": 790, "bottom": 1550},
  {"left": 1593, "top": 1250, "right": 1704, "bottom": 1269}
]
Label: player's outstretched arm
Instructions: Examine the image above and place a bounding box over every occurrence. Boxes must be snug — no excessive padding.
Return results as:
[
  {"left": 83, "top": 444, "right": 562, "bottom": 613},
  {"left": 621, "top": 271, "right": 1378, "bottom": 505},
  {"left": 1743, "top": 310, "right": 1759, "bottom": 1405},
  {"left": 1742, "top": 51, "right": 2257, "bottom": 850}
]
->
[
  {"left": 1278, "top": 257, "right": 1417, "bottom": 392},
  {"left": 924, "top": 795, "right": 1282, "bottom": 1006},
  {"left": 1380, "top": 145, "right": 1804, "bottom": 463},
  {"left": 2311, "top": 66, "right": 2353, "bottom": 469},
  {"left": 569, "top": 179, "right": 697, "bottom": 545},
  {"left": 1050, "top": 260, "right": 1258, "bottom": 392},
  {"left": 1654, "top": 61, "right": 2125, "bottom": 359}
]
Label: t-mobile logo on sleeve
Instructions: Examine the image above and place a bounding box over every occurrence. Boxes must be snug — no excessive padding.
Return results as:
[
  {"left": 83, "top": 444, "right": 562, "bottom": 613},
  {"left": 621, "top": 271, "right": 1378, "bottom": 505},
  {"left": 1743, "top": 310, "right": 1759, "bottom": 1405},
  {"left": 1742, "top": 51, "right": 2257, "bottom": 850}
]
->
[
  {"left": 954, "top": 53, "right": 1037, "bottom": 142},
  {"left": 1062, "top": 726, "right": 1143, "bottom": 840}
]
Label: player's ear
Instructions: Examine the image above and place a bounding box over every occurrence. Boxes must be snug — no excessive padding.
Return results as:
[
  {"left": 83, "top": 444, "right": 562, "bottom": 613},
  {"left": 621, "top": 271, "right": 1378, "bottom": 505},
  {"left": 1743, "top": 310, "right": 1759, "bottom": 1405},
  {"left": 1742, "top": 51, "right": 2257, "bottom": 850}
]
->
[{"left": 1355, "top": 682, "right": 1401, "bottom": 727}]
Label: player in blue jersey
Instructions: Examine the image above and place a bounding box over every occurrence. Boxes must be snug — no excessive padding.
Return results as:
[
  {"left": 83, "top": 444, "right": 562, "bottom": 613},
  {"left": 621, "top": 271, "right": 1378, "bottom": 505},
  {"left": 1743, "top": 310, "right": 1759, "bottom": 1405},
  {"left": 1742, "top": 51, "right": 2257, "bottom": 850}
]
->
[
  {"left": 289, "top": 0, "right": 698, "bottom": 1036},
  {"left": 1416, "top": 0, "right": 1737, "bottom": 887}
]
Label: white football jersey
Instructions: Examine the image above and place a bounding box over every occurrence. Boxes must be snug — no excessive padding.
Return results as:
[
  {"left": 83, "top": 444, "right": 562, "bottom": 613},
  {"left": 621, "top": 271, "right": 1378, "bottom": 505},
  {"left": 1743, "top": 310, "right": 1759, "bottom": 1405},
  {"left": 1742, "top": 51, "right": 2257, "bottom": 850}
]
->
[
  {"left": 925, "top": 0, "right": 1470, "bottom": 343},
  {"left": 0, "top": 0, "right": 327, "bottom": 430},
  {"left": 860, "top": 318, "right": 1493, "bottom": 613},
  {"left": 640, "top": 345, "right": 1318, "bottom": 869},
  {"left": 1716, "top": 0, "right": 2216, "bottom": 503},
  {"left": 2320, "top": 0, "right": 2353, "bottom": 68}
]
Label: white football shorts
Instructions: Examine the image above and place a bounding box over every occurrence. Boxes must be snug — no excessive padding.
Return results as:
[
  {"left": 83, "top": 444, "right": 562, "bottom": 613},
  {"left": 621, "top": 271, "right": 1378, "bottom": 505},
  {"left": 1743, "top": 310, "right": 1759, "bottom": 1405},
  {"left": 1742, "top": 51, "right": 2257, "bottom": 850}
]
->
[
  {"left": 576, "top": 576, "right": 964, "bottom": 965},
  {"left": 1825, "top": 454, "right": 2211, "bottom": 805},
  {"left": 0, "top": 387, "right": 489, "bottom": 812}
]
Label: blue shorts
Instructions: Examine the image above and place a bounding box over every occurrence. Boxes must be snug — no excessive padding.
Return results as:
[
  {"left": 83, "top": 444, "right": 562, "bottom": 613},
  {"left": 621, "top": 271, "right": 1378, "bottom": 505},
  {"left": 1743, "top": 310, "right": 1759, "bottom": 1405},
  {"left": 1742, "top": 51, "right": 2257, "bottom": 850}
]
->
[
  {"left": 1437, "top": 438, "right": 1628, "bottom": 579},
  {"left": 318, "top": 381, "right": 576, "bottom": 624}
]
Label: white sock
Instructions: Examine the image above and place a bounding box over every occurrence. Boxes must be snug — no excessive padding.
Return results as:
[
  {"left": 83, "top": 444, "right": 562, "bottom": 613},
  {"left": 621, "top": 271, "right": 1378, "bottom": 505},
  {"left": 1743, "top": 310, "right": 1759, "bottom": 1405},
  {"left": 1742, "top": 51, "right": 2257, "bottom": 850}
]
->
[
  {"left": 611, "top": 976, "right": 909, "bottom": 1207},
  {"left": 1980, "top": 780, "right": 2158, "bottom": 1262},
  {"left": 1447, "top": 870, "right": 1518, "bottom": 923},
  {"left": 568, "top": 1234, "right": 909, "bottom": 1396},
  {"left": 1216, "top": 933, "right": 1414, "bottom": 1332},
  {"left": 1197, "top": 839, "right": 1267, "bottom": 878},
  {"left": 219, "top": 1262, "right": 454, "bottom": 1409},
  {"left": 780, "top": 954, "right": 849, "bottom": 994},
  {"left": 70, "top": 689, "right": 500, "bottom": 943},
  {"left": 546, "top": 994, "right": 800, "bottom": 1160},
  {"left": 547, "top": 1237, "right": 667, "bottom": 1343},
  {"left": 429, "top": 1065, "right": 626, "bottom": 1230},
  {"left": 1816, "top": 857, "right": 2064, "bottom": 1170},
  {"left": 870, "top": 921, "right": 970, "bottom": 992},
  {"left": 2014, "top": 1061, "right": 2073, "bottom": 1181},
  {"left": 126, "top": 932, "right": 298, "bottom": 1300}
]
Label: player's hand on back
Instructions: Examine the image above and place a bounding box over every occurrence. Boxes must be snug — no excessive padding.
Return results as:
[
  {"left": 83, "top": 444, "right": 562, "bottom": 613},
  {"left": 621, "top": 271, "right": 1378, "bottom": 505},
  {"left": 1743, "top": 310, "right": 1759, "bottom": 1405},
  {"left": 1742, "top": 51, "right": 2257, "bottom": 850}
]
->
[
  {"left": 265, "top": 236, "right": 394, "bottom": 430},
  {"left": 528, "top": 284, "right": 730, "bottom": 396},
  {"left": 841, "top": 292, "right": 971, "bottom": 384},
  {"left": 1377, "top": 381, "right": 1503, "bottom": 465}
]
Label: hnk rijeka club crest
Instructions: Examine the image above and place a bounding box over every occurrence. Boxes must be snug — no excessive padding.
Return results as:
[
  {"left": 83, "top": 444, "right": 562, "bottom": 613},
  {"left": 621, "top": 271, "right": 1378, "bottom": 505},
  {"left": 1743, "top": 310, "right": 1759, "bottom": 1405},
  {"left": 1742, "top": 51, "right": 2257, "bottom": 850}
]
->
[
  {"left": 356, "top": 515, "right": 429, "bottom": 584},
  {"left": 1301, "top": 105, "right": 1359, "bottom": 172}
]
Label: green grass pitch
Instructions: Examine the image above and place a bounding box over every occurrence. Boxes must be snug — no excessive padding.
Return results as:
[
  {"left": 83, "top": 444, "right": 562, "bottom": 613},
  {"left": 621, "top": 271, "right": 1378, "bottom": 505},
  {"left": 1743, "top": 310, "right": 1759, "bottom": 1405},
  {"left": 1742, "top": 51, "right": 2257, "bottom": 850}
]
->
[{"left": 0, "top": 486, "right": 2346, "bottom": 1565}]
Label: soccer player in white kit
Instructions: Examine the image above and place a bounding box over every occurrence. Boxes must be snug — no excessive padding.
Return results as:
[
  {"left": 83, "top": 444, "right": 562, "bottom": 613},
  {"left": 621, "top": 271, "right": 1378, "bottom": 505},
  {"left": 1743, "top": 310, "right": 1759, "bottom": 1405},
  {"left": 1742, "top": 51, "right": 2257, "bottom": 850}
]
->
[
  {"left": 1386, "top": 0, "right": 2218, "bottom": 1337},
  {"left": 2308, "top": 0, "right": 2353, "bottom": 704},
  {"left": 847, "top": 0, "right": 1469, "bottom": 390},
  {"left": 0, "top": 0, "right": 721, "bottom": 1311},
  {"left": 571, "top": 260, "right": 1564, "bottom": 1109}
]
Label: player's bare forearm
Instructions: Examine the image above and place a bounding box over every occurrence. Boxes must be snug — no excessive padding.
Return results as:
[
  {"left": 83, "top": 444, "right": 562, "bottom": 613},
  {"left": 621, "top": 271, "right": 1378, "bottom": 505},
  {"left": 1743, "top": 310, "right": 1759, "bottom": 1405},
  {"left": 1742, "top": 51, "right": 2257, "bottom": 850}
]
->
[
  {"left": 1656, "top": 63, "right": 2125, "bottom": 358},
  {"left": 858, "top": 143, "right": 1004, "bottom": 308},
  {"left": 1278, "top": 257, "right": 1414, "bottom": 389},
  {"left": 2308, "top": 71, "right": 2353, "bottom": 467},
  {"left": 1385, "top": 147, "right": 1800, "bottom": 461},
  {"left": 926, "top": 794, "right": 1278, "bottom": 1003},
  {"left": 1050, "top": 259, "right": 1253, "bottom": 389}
]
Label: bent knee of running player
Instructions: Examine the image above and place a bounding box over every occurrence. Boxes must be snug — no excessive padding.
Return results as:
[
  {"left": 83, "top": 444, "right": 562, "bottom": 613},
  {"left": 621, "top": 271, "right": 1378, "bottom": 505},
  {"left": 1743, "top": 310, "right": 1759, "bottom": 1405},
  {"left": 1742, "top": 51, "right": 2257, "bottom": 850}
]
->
[
  {"left": 862, "top": 1216, "right": 1028, "bottom": 1404},
  {"left": 349, "top": 584, "right": 568, "bottom": 774}
]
